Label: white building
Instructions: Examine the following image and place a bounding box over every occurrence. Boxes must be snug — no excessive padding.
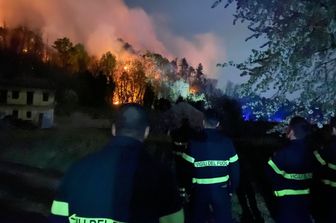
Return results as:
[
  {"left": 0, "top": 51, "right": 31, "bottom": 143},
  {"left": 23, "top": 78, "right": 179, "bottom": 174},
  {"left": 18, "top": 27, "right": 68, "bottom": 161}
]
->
[{"left": 0, "top": 78, "right": 55, "bottom": 128}]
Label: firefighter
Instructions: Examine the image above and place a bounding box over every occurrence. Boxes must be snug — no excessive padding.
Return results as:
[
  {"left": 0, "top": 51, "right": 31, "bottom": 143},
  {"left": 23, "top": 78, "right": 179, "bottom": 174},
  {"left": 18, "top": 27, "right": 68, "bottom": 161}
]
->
[
  {"left": 187, "top": 109, "right": 240, "bottom": 223},
  {"left": 49, "top": 104, "right": 184, "bottom": 223},
  {"left": 313, "top": 117, "right": 336, "bottom": 223},
  {"left": 266, "top": 116, "right": 314, "bottom": 223},
  {"left": 170, "top": 118, "right": 200, "bottom": 223},
  {"left": 170, "top": 118, "right": 196, "bottom": 201}
]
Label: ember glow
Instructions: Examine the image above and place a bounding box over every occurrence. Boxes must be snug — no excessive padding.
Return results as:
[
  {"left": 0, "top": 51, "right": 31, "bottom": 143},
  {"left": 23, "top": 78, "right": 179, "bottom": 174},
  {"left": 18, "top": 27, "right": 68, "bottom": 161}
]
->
[
  {"left": 189, "top": 87, "right": 198, "bottom": 95},
  {"left": 113, "top": 59, "right": 146, "bottom": 104},
  {"left": 111, "top": 52, "right": 208, "bottom": 104}
]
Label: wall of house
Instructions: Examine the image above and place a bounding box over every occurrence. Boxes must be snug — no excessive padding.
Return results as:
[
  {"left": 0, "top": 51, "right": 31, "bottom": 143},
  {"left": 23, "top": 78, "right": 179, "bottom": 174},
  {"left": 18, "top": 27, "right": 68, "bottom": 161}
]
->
[
  {"left": 3, "top": 87, "right": 55, "bottom": 106},
  {"left": 7, "top": 89, "right": 26, "bottom": 105},
  {"left": 0, "top": 86, "right": 55, "bottom": 128},
  {"left": 33, "top": 90, "right": 55, "bottom": 106},
  {"left": 0, "top": 105, "right": 54, "bottom": 128}
]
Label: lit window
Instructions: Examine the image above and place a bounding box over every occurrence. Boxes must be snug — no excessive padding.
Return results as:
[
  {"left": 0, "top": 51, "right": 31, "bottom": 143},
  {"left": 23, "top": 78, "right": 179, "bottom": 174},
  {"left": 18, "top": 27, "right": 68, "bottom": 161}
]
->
[
  {"left": 27, "top": 111, "right": 32, "bottom": 118},
  {"left": 43, "top": 92, "right": 49, "bottom": 101},
  {"left": 12, "top": 91, "right": 19, "bottom": 99}
]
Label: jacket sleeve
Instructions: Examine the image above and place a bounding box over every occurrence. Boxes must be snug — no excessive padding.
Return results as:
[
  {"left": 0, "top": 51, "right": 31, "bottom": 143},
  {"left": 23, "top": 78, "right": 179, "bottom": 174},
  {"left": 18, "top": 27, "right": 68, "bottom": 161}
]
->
[
  {"left": 265, "top": 152, "right": 285, "bottom": 190},
  {"left": 48, "top": 172, "right": 72, "bottom": 223},
  {"left": 228, "top": 141, "right": 240, "bottom": 191}
]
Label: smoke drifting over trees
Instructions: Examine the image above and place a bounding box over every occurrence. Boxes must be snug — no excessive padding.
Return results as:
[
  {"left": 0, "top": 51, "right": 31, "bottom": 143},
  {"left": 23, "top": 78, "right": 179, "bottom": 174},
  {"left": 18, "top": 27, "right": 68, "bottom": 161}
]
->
[
  {"left": 0, "top": 0, "right": 225, "bottom": 75},
  {"left": 0, "top": 24, "right": 219, "bottom": 107}
]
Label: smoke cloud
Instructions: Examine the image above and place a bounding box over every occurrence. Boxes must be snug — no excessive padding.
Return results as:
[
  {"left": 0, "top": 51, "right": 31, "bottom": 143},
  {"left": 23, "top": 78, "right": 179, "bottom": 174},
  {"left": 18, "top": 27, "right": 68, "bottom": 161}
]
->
[{"left": 0, "top": 0, "right": 225, "bottom": 75}]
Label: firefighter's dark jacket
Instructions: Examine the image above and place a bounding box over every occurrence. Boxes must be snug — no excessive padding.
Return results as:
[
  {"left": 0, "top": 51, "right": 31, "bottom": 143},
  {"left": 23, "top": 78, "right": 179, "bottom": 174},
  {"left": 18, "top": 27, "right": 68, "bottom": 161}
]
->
[
  {"left": 266, "top": 139, "right": 314, "bottom": 198},
  {"left": 314, "top": 135, "right": 336, "bottom": 189},
  {"left": 186, "top": 129, "right": 240, "bottom": 191},
  {"left": 49, "top": 136, "right": 181, "bottom": 223}
]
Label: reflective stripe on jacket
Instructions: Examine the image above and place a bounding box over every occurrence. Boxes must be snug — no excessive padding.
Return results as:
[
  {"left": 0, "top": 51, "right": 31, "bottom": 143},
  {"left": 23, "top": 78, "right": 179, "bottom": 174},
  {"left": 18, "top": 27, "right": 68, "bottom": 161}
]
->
[
  {"left": 266, "top": 139, "right": 314, "bottom": 198},
  {"left": 188, "top": 129, "right": 240, "bottom": 189},
  {"left": 313, "top": 138, "right": 336, "bottom": 189}
]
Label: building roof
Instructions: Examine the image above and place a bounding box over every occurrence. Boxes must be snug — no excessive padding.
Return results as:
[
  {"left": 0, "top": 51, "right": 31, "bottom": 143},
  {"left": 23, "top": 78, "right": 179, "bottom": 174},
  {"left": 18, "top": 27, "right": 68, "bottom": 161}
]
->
[{"left": 0, "top": 77, "right": 56, "bottom": 90}]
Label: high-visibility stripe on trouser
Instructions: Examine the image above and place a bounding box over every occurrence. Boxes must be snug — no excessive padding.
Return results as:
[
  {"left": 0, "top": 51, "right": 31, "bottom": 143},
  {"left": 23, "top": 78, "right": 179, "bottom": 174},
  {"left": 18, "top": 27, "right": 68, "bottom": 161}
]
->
[
  {"left": 274, "top": 189, "right": 310, "bottom": 197},
  {"left": 51, "top": 200, "right": 69, "bottom": 216},
  {"left": 192, "top": 175, "right": 229, "bottom": 184}
]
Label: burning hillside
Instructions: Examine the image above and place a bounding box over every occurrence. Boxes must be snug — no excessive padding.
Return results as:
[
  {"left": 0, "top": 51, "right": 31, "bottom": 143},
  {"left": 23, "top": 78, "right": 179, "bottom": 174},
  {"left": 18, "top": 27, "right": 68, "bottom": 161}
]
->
[
  {"left": 0, "top": 0, "right": 225, "bottom": 76},
  {"left": 0, "top": 24, "right": 220, "bottom": 106}
]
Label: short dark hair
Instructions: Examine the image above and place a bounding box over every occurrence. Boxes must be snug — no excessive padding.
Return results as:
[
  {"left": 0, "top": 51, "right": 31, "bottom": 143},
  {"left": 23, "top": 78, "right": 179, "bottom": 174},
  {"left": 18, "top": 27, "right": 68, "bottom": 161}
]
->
[
  {"left": 289, "top": 116, "right": 311, "bottom": 139},
  {"left": 330, "top": 116, "right": 336, "bottom": 128},
  {"left": 115, "top": 104, "right": 149, "bottom": 138},
  {"left": 204, "top": 109, "right": 219, "bottom": 127}
]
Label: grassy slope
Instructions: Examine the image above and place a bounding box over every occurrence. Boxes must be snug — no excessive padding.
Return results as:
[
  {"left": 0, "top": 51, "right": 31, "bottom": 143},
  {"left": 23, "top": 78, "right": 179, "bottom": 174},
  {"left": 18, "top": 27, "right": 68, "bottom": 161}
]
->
[{"left": 0, "top": 127, "right": 110, "bottom": 172}]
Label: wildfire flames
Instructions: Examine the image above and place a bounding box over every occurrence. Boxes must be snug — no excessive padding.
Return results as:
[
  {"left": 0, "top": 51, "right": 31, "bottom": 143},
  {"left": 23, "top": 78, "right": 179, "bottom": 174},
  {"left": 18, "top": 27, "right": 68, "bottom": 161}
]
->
[
  {"left": 110, "top": 53, "right": 165, "bottom": 105},
  {"left": 0, "top": 0, "right": 225, "bottom": 84},
  {"left": 0, "top": 23, "right": 209, "bottom": 106},
  {"left": 113, "top": 59, "right": 145, "bottom": 104}
]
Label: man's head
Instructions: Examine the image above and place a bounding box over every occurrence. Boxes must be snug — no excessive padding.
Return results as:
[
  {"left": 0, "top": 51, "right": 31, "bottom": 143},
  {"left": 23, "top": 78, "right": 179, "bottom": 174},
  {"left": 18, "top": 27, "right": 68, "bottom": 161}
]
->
[
  {"left": 203, "top": 109, "right": 220, "bottom": 129},
  {"left": 330, "top": 116, "right": 336, "bottom": 136},
  {"left": 112, "top": 103, "right": 149, "bottom": 141},
  {"left": 286, "top": 116, "right": 311, "bottom": 140}
]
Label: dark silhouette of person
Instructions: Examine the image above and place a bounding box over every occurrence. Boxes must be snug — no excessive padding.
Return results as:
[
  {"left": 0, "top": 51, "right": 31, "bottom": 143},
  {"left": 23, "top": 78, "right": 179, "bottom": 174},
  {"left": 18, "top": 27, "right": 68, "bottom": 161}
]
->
[
  {"left": 266, "top": 116, "right": 314, "bottom": 223},
  {"left": 170, "top": 118, "right": 197, "bottom": 197},
  {"left": 187, "top": 109, "right": 240, "bottom": 223},
  {"left": 49, "top": 104, "right": 184, "bottom": 223},
  {"left": 312, "top": 117, "right": 336, "bottom": 223},
  {"left": 170, "top": 117, "right": 199, "bottom": 223}
]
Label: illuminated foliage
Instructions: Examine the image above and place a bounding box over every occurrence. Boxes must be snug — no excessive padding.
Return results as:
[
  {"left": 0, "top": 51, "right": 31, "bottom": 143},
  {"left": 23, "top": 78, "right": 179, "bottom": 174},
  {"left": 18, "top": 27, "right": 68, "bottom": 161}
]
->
[
  {"left": 215, "top": 0, "right": 336, "bottom": 124},
  {"left": 110, "top": 52, "right": 212, "bottom": 105},
  {"left": 53, "top": 37, "right": 73, "bottom": 68},
  {"left": 99, "top": 51, "right": 116, "bottom": 78},
  {"left": 0, "top": 26, "right": 44, "bottom": 56},
  {"left": 68, "top": 44, "right": 90, "bottom": 73},
  {"left": 53, "top": 38, "right": 89, "bottom": 73},
  {"left": 0, "top": 25, "right": 219, "bottom": 108},
  {"left": 113, "top": 59, "right": 147, "bottom": 104}
]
